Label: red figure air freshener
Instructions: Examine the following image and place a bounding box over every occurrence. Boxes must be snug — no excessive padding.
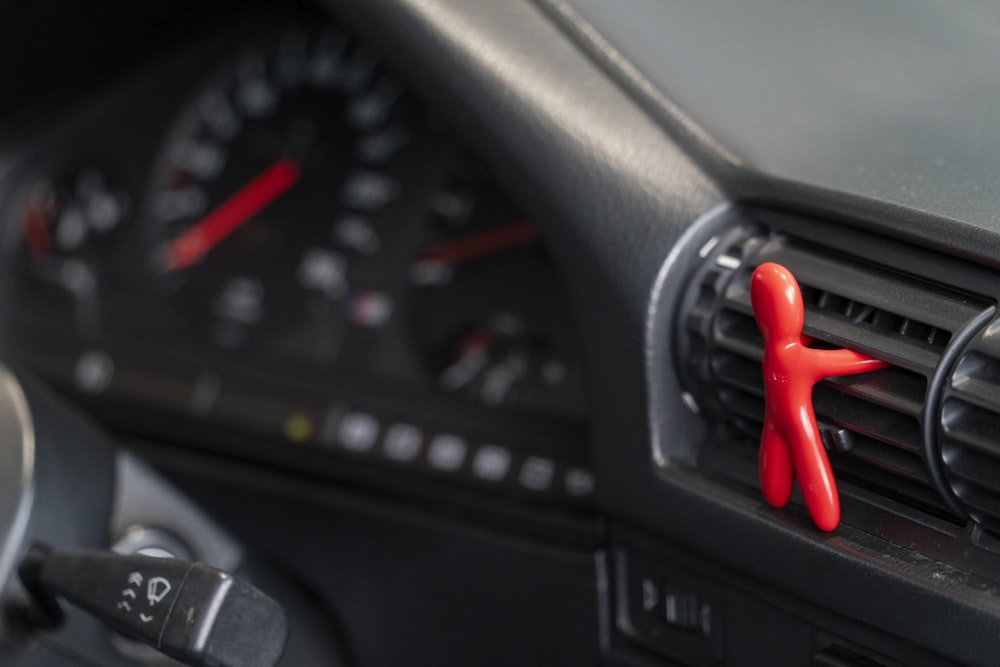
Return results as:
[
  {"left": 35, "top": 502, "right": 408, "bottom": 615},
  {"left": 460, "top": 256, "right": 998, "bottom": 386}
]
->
[{"left": 750, "top": 262, "right": 890, "bottom": 531}]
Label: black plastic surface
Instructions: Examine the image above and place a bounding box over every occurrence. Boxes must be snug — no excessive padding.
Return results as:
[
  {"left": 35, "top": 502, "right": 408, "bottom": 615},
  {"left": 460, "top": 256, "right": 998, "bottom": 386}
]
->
[
  {"left": 146, "top": 442, "right": 602, "bottom": 667},
  {"left": 23, "top": 547, "right": 287, "bottom": 667}
]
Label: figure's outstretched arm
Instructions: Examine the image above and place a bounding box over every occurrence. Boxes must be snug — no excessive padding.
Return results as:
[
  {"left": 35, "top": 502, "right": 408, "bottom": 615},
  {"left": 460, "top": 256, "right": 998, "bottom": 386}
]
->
[{"left": 808, "top": 348, "right": 889, "bottom": 379}]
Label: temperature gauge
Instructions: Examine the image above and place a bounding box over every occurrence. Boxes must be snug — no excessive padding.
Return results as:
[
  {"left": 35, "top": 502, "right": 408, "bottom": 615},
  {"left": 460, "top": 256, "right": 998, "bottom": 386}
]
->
[
  {"left": 19, "top": 166, "right": 128, "bottom": 297},
  {"left": 410, "top": 167, "right": 587, "bottom": 419},
  {"left": 21, "top": 167, "right": 127, "bottom": 263}
]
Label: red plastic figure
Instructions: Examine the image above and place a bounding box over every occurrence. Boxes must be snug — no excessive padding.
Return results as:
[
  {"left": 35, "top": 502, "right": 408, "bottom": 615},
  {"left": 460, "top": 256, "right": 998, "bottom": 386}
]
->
[{"left": 750, "top": 262, "right": 889, "bottom": 531}]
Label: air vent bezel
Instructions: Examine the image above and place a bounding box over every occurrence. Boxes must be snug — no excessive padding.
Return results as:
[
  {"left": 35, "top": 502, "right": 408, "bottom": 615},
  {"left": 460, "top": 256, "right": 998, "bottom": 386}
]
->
[{"left": 674, "top": 211, "right": 997, "bottom": 527}]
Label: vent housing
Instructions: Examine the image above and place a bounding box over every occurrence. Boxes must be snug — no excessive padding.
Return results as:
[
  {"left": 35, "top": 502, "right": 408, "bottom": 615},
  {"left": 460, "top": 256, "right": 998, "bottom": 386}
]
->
[
  {"left": 678, "top": 221, "right": 992, "bottom": 524},
  {"left": 941, "top": 321, "right": 1000, "bottom": 534}
]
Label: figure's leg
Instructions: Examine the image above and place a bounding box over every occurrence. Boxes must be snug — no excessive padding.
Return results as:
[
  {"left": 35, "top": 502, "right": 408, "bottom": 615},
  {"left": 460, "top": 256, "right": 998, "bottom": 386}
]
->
[
  {"left": 760, "top": 417, "right": 794, "bottom": 508},
  {"left": 789, "top": 413, "right": 840, "bottom": 531}
]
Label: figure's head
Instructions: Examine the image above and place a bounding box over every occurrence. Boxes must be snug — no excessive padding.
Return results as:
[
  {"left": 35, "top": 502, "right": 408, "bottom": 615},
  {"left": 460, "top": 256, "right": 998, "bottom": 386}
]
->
[{"left": 750, "top": 262, "right": 804, "bottom": 342}]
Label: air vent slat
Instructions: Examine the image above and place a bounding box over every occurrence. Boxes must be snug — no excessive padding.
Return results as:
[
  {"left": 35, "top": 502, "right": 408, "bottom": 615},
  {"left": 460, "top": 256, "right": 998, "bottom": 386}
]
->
[
  {"left": 940, "top": 440, "right": 1000, "bottom": 490},
  {"left": 720, "top": 292, "right": 754, "bottom": 318},
  {"left": 713, "top": 353, "right": 764, "bottom": 398},
  {"left": 949, "top": 380, "right": 1000, "bottom": 414},
  {"left": 716, "top": 309, "right": 762, "bottom": 342},
  {"left": 814, "top": 389, "right": 921, "bottom": 453},
  {"left": 941, "top": 400, "right": 1000, "bottom": 462},
  {"left": 714, "top": 334, "right": 763, "bottom": 363},
  {"left": 754, "top": 245, "right": 984, "bottom": 330},
  {"left": 831, "top": 454, "right": 954, "bottom": 518},
  {"left": 824, "top": 371, "right": 925, "bottom": 418},
  {"left": 802, "top": 311, "right": 940, "bottom": 374},
  {"left": 844, "top": 438, "right": 930, "bottom": 484},
  {"left": 949, "top": 352, "right": 1000, "bottom": 410},
  {"left": 718, "top": 388, "right": 764, "bottom": 424},
  {"left": 724, "top": 291, "right": 945, "bottom": 373}
]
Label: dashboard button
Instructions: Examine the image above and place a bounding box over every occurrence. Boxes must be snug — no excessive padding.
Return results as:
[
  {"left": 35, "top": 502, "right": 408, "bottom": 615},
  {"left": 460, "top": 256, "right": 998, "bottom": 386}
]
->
[
  {"left": 518, "top": 456, "right": 555, "bottom": 491},
  {"left": 471, "top": 445, "right": 511, "bottom": 482},
  {"left": 564, "top": 468, "right": 595, "bottom": 496},
  {"left": 336, "top": 412, "right": 379, "bottom": 452},
  {"left": 641, "top": 577, "right": 660, "bottom": 614},
  {"left": 74, "top": 350, "right": 114, "bottom": 394},
  {"left": 383, "top": 423, "right": 423, "bottom": 462},
  {"left": 427, "top": 434, "right": 467, "bottom": 471}
]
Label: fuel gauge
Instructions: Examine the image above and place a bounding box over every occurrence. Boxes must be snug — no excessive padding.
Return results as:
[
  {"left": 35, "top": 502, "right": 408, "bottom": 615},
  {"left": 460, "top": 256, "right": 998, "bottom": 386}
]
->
[
  {"left": 437, "top": 314, "right": 572, "bottom": 408},
  {"left": 409, "top": 168, "right": 587, "bottom": 419}
]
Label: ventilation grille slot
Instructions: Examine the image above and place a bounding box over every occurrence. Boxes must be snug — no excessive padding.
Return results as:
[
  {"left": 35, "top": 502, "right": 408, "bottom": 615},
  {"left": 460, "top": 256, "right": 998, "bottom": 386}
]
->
[
  {"left": 941, "top": 327, "right": 1000, "bottom": 533},
  {"left": 682, "top": 231, "right": 990, "bottom": 521}
]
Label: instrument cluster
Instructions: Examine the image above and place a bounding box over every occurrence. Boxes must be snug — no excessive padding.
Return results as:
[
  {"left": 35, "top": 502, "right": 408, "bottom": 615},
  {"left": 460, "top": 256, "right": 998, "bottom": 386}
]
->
[{"left": 0, "top": 12, "right": 591, "bottom": 509}]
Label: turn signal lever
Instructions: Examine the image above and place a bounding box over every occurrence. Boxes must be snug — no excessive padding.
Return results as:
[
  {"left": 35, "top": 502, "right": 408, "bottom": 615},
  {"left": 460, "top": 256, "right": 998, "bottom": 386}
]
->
[{"left": 19, "top": 545, "right": 288, "bottom": 667}]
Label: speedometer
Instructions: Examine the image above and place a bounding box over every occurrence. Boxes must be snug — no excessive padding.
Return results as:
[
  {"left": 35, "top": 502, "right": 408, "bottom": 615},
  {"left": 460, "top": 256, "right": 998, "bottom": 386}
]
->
[{"left": 143, "top": 22, "right": 415, "bottom": 363}]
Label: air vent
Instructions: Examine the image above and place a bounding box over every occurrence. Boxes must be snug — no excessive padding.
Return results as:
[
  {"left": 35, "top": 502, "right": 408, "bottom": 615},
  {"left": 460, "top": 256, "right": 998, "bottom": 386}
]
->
[
  {"left": 940, "top": 320, "right": 1000, "bottom": 533},
  {"left": 679, "top": 226, "right": 991, "bottom": 521}
]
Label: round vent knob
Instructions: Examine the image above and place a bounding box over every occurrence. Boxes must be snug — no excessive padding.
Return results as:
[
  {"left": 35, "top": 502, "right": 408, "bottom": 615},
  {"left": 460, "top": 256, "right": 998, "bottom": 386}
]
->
[{"left": 939, "top": 318, "right": 1000, "bottom": 533}]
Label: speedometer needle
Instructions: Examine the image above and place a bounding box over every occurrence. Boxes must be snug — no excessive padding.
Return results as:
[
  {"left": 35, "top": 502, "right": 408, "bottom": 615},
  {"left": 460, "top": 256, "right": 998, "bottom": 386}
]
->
[
  {"left": 420, "top": 221, "right": 538, "bottom": 264},
  {"left": 162, "top": 158, "right": 301, "bottom": 272}
]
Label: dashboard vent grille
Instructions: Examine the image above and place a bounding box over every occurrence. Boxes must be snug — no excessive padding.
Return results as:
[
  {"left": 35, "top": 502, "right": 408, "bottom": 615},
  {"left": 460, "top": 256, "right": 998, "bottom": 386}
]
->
[
  {"left": 941, "top": 322, "right": 1000, "bottom": 533},
  {"left": 681, "top": 228, "right": 990, "bottom": 520}
]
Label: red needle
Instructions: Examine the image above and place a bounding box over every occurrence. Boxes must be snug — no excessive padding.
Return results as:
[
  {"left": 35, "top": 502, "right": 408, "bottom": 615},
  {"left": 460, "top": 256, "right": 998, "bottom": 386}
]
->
[
  {"left": 459, "top": 327, "right": 497, "bottom": 356},
  {"left": 162, "top": 158, "right": 300, "bottom": 272},
  {"left": 420, "top": 221, "right": 538, "bottom": 264},
  {"left": 21, "top": 206, "right": 54, "bottom": 257}
]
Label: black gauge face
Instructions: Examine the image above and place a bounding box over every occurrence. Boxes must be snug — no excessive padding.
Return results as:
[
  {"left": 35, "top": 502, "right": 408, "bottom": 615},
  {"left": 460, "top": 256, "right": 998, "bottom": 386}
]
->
[
  {"left": 409, "top": 166, "right": 588, "bottom": 419},
  {"left": 2, "top": 18, "right": 588, "bottom": 430},
  {"left": 144, "top": 24, "right": 415, "bottom": 365}
]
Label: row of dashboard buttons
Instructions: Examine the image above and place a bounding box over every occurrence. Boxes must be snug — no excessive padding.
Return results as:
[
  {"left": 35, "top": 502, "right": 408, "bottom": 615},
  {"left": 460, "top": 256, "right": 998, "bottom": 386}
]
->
[
  {"left": 21, "top": 343, "right": 595, "bottom": 507},
  {"left": 322, "top": 408, "right": 595, "bottom": 498}
]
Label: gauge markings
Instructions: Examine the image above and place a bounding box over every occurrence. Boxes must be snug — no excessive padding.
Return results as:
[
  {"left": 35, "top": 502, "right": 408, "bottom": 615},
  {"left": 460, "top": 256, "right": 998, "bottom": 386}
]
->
[{"left": 160, "top": 158, "right": 300, "bottom": 272}]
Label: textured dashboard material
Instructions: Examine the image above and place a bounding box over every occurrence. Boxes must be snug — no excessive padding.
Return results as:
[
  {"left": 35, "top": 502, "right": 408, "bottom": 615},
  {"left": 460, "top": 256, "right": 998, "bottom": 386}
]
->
[{"left": 553, "top": 0, "right": 1000, "bottom": 236}]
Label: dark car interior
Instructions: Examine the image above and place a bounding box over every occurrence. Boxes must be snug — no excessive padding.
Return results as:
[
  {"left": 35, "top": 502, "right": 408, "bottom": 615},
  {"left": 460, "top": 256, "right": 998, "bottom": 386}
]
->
[{"left": 2, "top": 1, "right": 1000, "bottom": 665}]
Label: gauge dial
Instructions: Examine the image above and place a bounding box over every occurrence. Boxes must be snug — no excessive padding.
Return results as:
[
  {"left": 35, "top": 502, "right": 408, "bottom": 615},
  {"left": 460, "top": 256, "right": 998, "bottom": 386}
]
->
[
  {"left": 4, "top": 18, "right": 587, "bottom": 428},
  {"left": 20, "top": 166, "right": 127, "bottom": 288},
  {"left": 143, "top": 23, "right": 416, "bottom": 362},
  {"left": 410, "top": 166, "right": 587, "bottom": 419},
  {"left": 11, "top": 165, "right": 130, "bottom": 346}
]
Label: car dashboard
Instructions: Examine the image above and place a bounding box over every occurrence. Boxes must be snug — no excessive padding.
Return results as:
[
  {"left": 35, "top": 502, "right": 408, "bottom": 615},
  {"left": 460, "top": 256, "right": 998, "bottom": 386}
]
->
[{"left": 2, "top": 1, "right": 1000, "bottom": 666}]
